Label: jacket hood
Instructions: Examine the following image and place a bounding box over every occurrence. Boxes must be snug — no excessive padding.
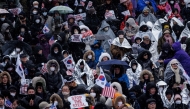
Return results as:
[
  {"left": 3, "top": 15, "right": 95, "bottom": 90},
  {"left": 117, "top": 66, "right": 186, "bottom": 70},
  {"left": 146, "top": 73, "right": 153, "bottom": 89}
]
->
[
  {"left": 111, "top": 82, "right": 123, "bottom": 94},
  {"left": 114, "top": 96, "right": 126, "bottom": 108},
  {"left": 146, "top": 82, "right": 158, "bottom": 94},
  {"left": 32, "top": 77, "right": 46, "bottom": 92},
  {"left": 46, "top": 59, "right": 60, "bottom": 74},
  {"left": 3, "top": 55, "right": 11, "bottom": 61},
  {"left": 129, "top": 59, "right": 138, "bottom": 67},
  {"left": 33, "top": 15, "right": 41, "bottom": 23},
  {"left": 140, "top": 70, "right": 154, "bottom": 82},
  {"left": 67, "top": 14, "right": 75, "bottom": 21},
  {"left": 79, "top": 25, "right": 90, "bottom": 30},
  {"left": 126, "top": 18, "right": 138, "bottom": 28},
  {"left": 71, "top": 25, "right": 81, "bottom": 34},
  {"left": 34, "top": 45, "right": 43, "bottom": 55},
  {"left": 98, "top": 52, "right": 111, "bottom": 62},
  {"left": 83, "top": 50, "right": 95, "bottom": 61},
  {"left": 0, "top": 71, "right": 12, "bottom": 84},
  {"left": 50, "top": 42, "right": 62, "bottom": 55},
  {"left": 100, "top": 20, "right": 110, "bottom": 30},
  {"left": 172, "top": 42, "right": 181, "bottom": 52},
  {"left": 50, "top": 93, "right": 63, "bottom": 108},
  {"left": 1, "top": 23, "right": 10, "bottom": 33},
  {"left": 156, "top": 80, "right": 167, "bottom": 87},
  {"left": 143, "top": 6, "right": 150, "bottom": 13},
  {"left": 18, "top": 25, "right": 29, "bottom": 33},
  {"left": 137, "top": 50, "right": 152, "bottom": 60}
]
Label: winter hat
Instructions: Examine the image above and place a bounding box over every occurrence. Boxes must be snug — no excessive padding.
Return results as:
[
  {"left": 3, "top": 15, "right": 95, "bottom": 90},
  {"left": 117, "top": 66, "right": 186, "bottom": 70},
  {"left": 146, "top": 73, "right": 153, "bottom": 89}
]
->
[
  {"left": 39, "top": 102, "right": 52, "bottom": 109},
  {"left": 20, "top": 53, "right": 28, "bottom": 58},
  {"left": 166, "top": 89, "right": 173, "bottom": 95},
  {"left": 139, "top": 25, "right": 148, "bottom": 32},
  {"left": 146, "top": 98, "right": 156, "bottom": 104},
  {"left": 174, "top": 94, "right": 181, "bottom": 100},
  {"left": 120, "top": 0, "right": 127, "bottom": 3},
  {"left": 142, "top": 33, "right": 150, "bottom": 39},
  {"left": 163, "top": 29, "right": 171, "bottom": 34},
  {"left": 65, "top": 76, "right": 75, "bottom": 83},
  {"left": 27, "top": 84, "right": 35, "bottom": 92},
  {"left": 9, "top": 85, "right": 17, "bottom": 92},
  {"left": 33, "top": 1, "right": 39, "bottom": 5}
]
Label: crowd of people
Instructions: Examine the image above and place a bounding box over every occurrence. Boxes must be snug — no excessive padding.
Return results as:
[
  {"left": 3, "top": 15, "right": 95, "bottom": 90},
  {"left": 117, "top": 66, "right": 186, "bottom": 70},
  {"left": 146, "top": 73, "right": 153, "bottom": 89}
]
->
[{"left": 0, "top": 0, "right": 190, "bottom": 109}]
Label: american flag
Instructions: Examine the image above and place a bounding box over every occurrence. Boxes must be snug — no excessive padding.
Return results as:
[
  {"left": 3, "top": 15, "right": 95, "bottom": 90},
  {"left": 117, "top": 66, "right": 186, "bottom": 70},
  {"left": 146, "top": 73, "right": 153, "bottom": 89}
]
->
[
  {"left": 40, "top": 63, "right": 48, "bottom": 74},
  {"left": 49, "top": 36, "right": 55, "bottom": 46},
  {"left": 101, "top": 83, "right": 115, "bottom": 98},
  {"left": 5, "top": 99, "right": 12, "bottom": 108}
]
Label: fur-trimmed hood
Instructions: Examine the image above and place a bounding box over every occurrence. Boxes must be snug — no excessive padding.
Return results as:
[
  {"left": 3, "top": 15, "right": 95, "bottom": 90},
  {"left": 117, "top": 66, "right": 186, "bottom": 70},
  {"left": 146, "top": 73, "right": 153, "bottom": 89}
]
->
[
  {"left": 114, "top": 96, "right": 126, "bottom": 108},
  {"left": 50, "top": 42, "right": 63, "bottom": 56},
  {"left": 85, "top": 94, "right": 95, "bottom": 106},
  {"left": 140, "top": 70, "right": 154, "bottom": 82},
  {"left": 0, "top": 71, "right": 12, "bottom": 84},
  {"left": 46, "top": 59, "right": 60, "bottom": 74},
  {"left": 50, "top": 93, "right": 63, "bottom": 108},
  {"left": 83, "top": 50, "right": 95, "bottom": 61},
  {"left": 98, "top": 52, "right": 111, "bottom": 62},
  {"left": 111, "top": 82, "right": 123, "bottom": 94},
  {"left": 32, "top": 77, "right": 46, "bottom": 92}
]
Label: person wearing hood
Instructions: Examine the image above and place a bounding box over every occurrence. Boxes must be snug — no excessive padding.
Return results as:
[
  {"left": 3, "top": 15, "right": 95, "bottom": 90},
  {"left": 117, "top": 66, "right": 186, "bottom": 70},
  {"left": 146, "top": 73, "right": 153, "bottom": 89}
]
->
[
  {"left": 170, "top": 94, "right": 188, "bottom": 109},
  {"left": 179, "top": 21, "right": 190, "bottom": 41},
  {"left": 172, "top": 18, "right": 184, "bottom": 41},
  {"left": 89, "top": 85, "right": 106, "bottom": 104},
  {"left": 181, "top": 1, "right": 190, "bottom": 24},
  {"left": 184, "top": 37, "right": 190, "bottom": 56},
  {"left": 0, "top": 23, "right": 13, "bottom": 48},
  {"left": 0, "top": 71, "right": 12, "bottom": 92},
  {"left": 111, "top": 30, "right": 131, "bottom": 60},
  {"left": 0, "top": 55, "right": 11, "bottom": 67},
  {"left": 91, "top": 40, "right": 104, "bottom": 63},
  {"left": 63, "top": 14, "right": 78, "bottom": 32},
  {"left": 136, "top": 7, "right": 157, "bottom": 25},
  {"left": 159, "top": 42, "right": 175, "bottom": 62},
  {"left": 40, "top": 8, "right": 49, "bottom": 24},
  {"left": 44, "top": 59, "right": 63, "bottom": 94},
  {"left": 17, "top": 25, "right": 32, "bottom": 43},
  {"left": 127, "top": 59, "right": 142, "bottom": 89},
  {"left": 164, "top": 59, "right": 185, "bottom": 90},
  {"left": 0, "top": 14, "right": 13, "bottom": 32},
  {"left": 21, "top": 85, "right": 42, "bottom": 109},
  {"left": 84, "top": 7, "right": 100, "bottom": 34},
  {"left": 32, "top": 77, "right": 51, "bottom": 102},
  {"left": 123, "top": 18, "right": 139, "bottom": 44},
  {"left": 51, "top": 11, "right": 63, "bottom": 35},
  {"left": 83, "top": 50, "right": 97, "bottom": 69},
  {"left": 137, "top": 82, "right": 163, "bottom": 109},
  {"left": 58, "top": 0, "right": 69, "bottom": 6},
  {"left": 15, "top": 12, "right": 30, "bottom": 33},
  {"left": 164, "top": 42, "right": 190, "bottom": 76},
  {"left": 30, "top": 7, "right": 40, "bottom": 21},
  {"left": 47, "top": 42, "right": 64, "bottom": 63},
  {"left": 8, "top": 85, "right": 19, "bottom": 102},
  {"left": 139, "top": 70, "right": 154, "bottom": 93},
  {"left": 145, "top": 98, "right": 157, "bottom": 109},
  {"left": 136, "top": 0, "right": 157, "bottom": 14},
  {"left": 58, "top": 85, "right": 70, "bottom": 109}
]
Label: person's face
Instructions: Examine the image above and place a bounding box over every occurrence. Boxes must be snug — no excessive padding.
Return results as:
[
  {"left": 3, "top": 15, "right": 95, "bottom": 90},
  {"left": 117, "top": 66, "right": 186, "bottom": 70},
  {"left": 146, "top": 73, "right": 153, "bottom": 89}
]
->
[
  {"left": 143, "top": 54, "right": 148, "bottom": 59},
  {"left": 148, "top": 102, "right": 156, "bottom": 109},
  {"left": 102, "top": 56, "right": 108, "bottom": 61},
  {"left": 80, "top": 64, "right": 84, "bottom": 70},
  {"left": 12, "top": 100, "right": 18, "bottom": 109},
  {"left": 136, "top": 39, "right": 141, "bottom": 44},
  {"left": 2, "top": 75, "right": 8, "bottom": 84},
  {"left": 143, "top": 11, "right": 149, "bottom": 16},
  {"left": 164, "top": 33, "right": 171, "bottom": 38},
  {"left": 149, "top": 88, "right": 156, "bottom": 95},
  {"left": 106, "top": 0, "right": 111, "bottom": 4},
  {"left": 37, "top": 86, "right": 43, "bottom": 93},
  {"left": 90, "top": 89, "right": 94, "bottom": 93},
  {"left": 62, "top": 86, "right": 70, "bottom": 93},
  {"left": 114, "top": 68, "right": 120, "bottom": 74},
  {"left": 69, "top": 18, "right": 74, "bottom": 23},
  {"left": 166, "top": 94, "right": 172, "bottom": 100},
  {"left": 68, "top": 81, "right": 75, "bottom": 87},
  {"left": 171, "top": 63, "right": 178, "bottom": 69},
  {"left": 143, "top": 37, "right": 150, "bottom": 44},
  {"left": 144, "top": 74, "right": 149, "bottom": 79},
  {"left": 38, "top": 50, "right": 42, "bottom": 55},
  {"left": 28, "top": 89, "right": 35, "bottom": 94},
  {"left": 0, "top": 98, "right": 4, "bottom": 107},
  {"left": 63, "top": 53, "right": 68, "bottom": 58},
  {"left": 54, "top": 47, "right": 58, "bottom": 52}
]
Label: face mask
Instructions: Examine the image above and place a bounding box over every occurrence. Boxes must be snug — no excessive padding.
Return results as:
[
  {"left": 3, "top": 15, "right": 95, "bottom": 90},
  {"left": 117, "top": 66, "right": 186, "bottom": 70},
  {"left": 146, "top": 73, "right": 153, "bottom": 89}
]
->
[
  {"left": 78, "top": 9, "right": 82, "bottom": 13},
  {"left": 145, "top": 1, "right": 149, "bottom": 4},
  {"left": 81, "top": 30, "right": 86, "bottom": 34},
  {"left": 90, "top": 93, "right": 96, "bottom": 98},
  {"left": 43, "top": 12, "right": 47, "bottom": 16},
  {"left": 132, "top": 65, "right": 137, "bottom": 69},
  {"left": 165, "top": 50, "right": 169, "bottom": 53},
  {"left": 170, "top": 1, "right": 174, "bottom": 4},
  {"left": 21, "top": 28, "right": 25, "bottom": 32},
  {"left": 175, "top": 100, "right": 181, "bottom": 104},
  {"left": 88, "top": 55, "right": 92, "bottom": 59},
  {"left": 35, "top": 19, "right": 40, "bottom": 23},
  {"left": 33, "top": 11, "right": 37, "bottom": 14},
  {"left": 7, "top": 67, "right": 13, "bottom": 71},
  {"left": 6, "top": 29, "right": 9, "bottom": 32},
  {"left": 50, "top": 67, "right": 55, "bottom": 71},
  {"left": 34, "top": 5, "right": 38, "bottom": 8},
  {"left": 104, "top": 27, "right": 109, "bottom": 31},
  {"left": 0, "top": 18, "right": 5, "bottom": 21},
  {"left": 119, "top": 35, "right": 124, "bottom": 38},
  {"left": 54, "top": 51, "right": 58, "bottom": 54},
  {"left": 49, "top": 0, "right": 52, "bottom": 1},
  {"left": 10, "top": 93, "right": 16, "bottom": 97},
  {"left": 16, "top": 48, "right": 21, "bottom": 52},
  {"left": 118, "top": 101, "right": 122, "bottom": 107},
  {"left": 62, "top": 92, "right": 69, "bottom": 95},
  {"left": 54, "top": 101, "right": 58, "bottom": 106}
]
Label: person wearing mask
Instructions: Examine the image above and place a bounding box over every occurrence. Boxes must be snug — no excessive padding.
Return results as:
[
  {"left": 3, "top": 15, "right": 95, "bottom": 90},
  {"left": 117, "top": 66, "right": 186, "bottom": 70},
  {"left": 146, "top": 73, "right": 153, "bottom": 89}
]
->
[
  {"left": 83, "top": 50, "right": 97, "bottom": 69},
  {"left": 49, "top": 94, "right": 63, "bottom": 109},
  {"left": 44, "top": 59, "right": 63, "bottom": 94},
  {"left": 15, "top": 12, "right": 30, "bottom": 34},
  {"left": 40, "top": 8, "right": 49, "bottom": 24},
  {"left": 30, "top": 7, "right": 40, "bottom": 22},
  {"left": 8, "top": 85, "right": 18, "bottom": 102},
  {"left": 0, "top": 94, "right": 12, "bottom": 109},
  {"left": 170, "top": 94, "right": 188, "bottom": 109},
  {"left": 20, "top": 85, "right": 42, "bottom": 109},
  {"left": 58, "top": 85, "right": 71, "bottom": 109},
  {"left": 89, "top": 86, "right": 106, "bottom": 104},
  {"left": 17, "top": 25, "right": 32, "bottom": 43},
  {"left": 0, "top": 14, "right": 13, "bottom": 31}
]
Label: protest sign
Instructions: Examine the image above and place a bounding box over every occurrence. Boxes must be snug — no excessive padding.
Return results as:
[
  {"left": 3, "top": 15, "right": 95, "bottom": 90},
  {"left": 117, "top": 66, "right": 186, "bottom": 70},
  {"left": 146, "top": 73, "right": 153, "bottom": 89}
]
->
[
  {"left": 74, "top": 13, "right": 86, "bottom": 21},
  {"left": 20, "top": 79, "right": 31, "bottom": 95},
  {"left": 71, "top": 34, "right": 83, "bottom": 42},
  {"left": 68, "top": 95, "right": 88, "bottom": 108},
  {"left": 105, "top": 10, "right": 116, "bottom": 19},
  {"left": 121, "top": 10, "right": 131, "bottom": 16}
]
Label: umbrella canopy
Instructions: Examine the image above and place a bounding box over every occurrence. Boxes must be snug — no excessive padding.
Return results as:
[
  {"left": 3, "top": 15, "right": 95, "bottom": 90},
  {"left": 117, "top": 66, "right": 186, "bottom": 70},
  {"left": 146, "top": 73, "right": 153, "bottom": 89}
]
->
[
  {"left": 0, "top": 9, "right": 9, "bottom": 14},
  {"left": 95, "top": 34, "right": 112, "bottom": 40},
  {"left": 2, "top": 40, "right": 32, "bottom": 55},
  {"left": 49, "top": 6, "right": 73, "bottom": 14},
  {"left": 98, "top": 59, "right": 130, "bottom": 69}
]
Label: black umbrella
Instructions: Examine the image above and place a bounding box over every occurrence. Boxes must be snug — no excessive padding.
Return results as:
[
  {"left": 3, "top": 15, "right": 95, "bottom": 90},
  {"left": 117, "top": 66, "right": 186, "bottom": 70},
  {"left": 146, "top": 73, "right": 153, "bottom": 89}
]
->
[{"left": 2, "top": 40, "right": 32, "bottom": 56}]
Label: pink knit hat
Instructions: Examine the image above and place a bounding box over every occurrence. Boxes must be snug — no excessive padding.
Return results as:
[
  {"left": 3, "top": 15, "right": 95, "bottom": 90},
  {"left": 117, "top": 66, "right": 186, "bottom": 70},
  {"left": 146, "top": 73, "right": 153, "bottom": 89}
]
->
[{"left": 174, "top": 94, "right": 182, "bottom": 100}]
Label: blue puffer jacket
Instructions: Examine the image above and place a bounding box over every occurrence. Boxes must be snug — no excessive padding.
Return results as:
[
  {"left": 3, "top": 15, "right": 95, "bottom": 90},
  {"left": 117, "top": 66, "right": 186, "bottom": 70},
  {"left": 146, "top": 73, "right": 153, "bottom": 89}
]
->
[
  {"left": 91, "top": 41, "right": 104, "bottom": 63},
  {"left": 113, "top": 73, "right": 130, "bottom": 88}
]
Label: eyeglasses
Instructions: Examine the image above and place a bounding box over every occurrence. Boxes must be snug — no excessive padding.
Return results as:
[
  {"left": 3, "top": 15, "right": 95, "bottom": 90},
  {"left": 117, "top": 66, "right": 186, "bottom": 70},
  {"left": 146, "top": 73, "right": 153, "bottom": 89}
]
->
[{"left": 171, "top": 63, "right": 178, "bottom": 66}]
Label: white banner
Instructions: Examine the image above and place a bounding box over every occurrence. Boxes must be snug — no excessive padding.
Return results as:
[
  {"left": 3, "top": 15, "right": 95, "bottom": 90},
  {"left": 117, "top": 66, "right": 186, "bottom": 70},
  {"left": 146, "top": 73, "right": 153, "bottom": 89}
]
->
[
  {"left": 70, "top": 34, "right": 83, "bottom": 42},
  {"left": 105, "top": 10, "right": 116, "bottom": 19},
  {"left": 68, "top": 95, "right": 88, "bottom": 108}
]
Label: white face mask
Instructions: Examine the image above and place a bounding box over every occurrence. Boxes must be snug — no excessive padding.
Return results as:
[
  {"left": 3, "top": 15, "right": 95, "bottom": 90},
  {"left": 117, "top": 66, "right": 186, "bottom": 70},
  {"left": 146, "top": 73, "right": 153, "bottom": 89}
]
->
[
  {"left": 0, "top": 18, "right": 5, "bottom": 21},
  {"left": 54, "top": 101, "right": 58, "bottom": 106},
  {"left": 54, "top": 51, "right": 58, "bottom": 54},
  {"left": 7, "top": 67, "right": 13, "bottom": 71},
  {"left": 104, "top": 27, "right": 109, "bottom": 31},
  {"left": 50, "top": 67, "right": 55, "bottom": 71},
  {"left": 119, "top": 35, "right": 124, "bottom": 38},
  {"left": 62, "top": 92, "right": 69, "bottom": 95},
  {"left": 10, "top": 93, "right": 16, "bottom": 97},
  {"left": 35, "top": 19, "right": 40, "bottom": 23},
  {"left": 43, "top": 12, "right": 47, "bottom": 16},
  {"left": 6, "top": 29, "right": 9, "bottom": 32},
  {"left": 170, "top": 1, "right": 174, "bottom": 4},
  {"left": 175, "top": 100, "right": 181, "bottom": 104},
  {"left": 118, "top": 101, "right": 122, "bottom": 106},
  {"left": 21, "top": 28, "right": 25, "bottom": 32},
  {"left": 33, "top": 11, "right": 37, "bottom": 14},
  {"left": 78, "top": 9, "right": 83, "bottom": 13},
  {"left": 16, "top": 48, "right": 21, "bottom": 52},
  {"left": 88, "top": 55, "right": 92, "bottom": 59},
  {"left": 132, "top": 65, "right": 137, "bottom": 69},
  {"left": 90, "top": 93, "right": 96, "bottom": 98}
]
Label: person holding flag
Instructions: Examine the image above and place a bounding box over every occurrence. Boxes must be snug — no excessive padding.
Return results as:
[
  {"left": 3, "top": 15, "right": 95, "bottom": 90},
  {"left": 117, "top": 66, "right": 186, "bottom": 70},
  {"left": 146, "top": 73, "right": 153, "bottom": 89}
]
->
[{"left": 0, "top": 94, "right": 12, "bottom": 109}]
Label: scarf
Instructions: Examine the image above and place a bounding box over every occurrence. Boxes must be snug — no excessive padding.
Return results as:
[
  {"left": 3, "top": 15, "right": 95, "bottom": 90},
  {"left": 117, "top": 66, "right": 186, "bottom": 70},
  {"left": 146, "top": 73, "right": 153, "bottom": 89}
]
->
[{"left": 171, "top": 67, "right": 181, "bottom": 83}]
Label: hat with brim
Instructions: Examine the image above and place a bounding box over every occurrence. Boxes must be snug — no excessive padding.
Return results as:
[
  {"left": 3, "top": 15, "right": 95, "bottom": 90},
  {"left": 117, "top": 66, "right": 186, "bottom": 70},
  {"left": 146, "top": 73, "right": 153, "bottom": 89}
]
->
[
  {"left": 39, "top": 102, "right": 52, "bottom": 109},
  {"left": 65, "top": 76, "right": 75, "bottom": 83}
]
